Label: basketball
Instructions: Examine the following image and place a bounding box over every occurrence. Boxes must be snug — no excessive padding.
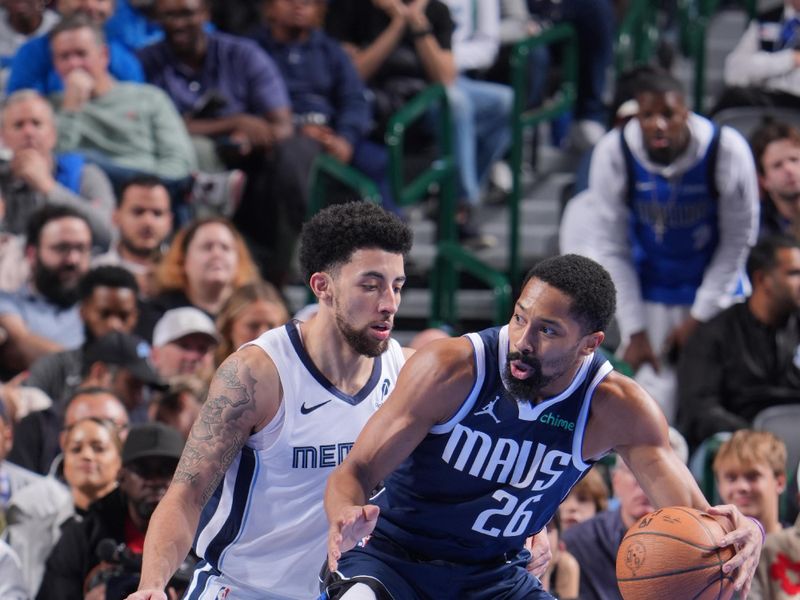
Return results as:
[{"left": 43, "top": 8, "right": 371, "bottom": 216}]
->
[{"left": 616, "top": 506, "right": 736, "bottom": 600}]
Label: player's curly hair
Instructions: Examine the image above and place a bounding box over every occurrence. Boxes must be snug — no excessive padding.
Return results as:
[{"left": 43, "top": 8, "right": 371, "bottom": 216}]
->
[
  {"left": 523, "top": 254, "right": 616, "bottom": 334},
  {"left": 299, "top": 202, "right": 412, "bottom": 282}
]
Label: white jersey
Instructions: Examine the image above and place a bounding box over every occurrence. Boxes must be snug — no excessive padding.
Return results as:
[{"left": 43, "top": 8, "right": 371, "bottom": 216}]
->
[{"left": 188, "top": 321, "right": 406, "bottom": 600}]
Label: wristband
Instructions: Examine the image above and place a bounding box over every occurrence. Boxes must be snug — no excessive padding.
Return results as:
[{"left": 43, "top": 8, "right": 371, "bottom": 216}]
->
[
  {"left": 411, "top": 27, "right": 433, "bottom": 39},
  {"left": 747, "top": 516, "right": 766, "bottom": 544}
]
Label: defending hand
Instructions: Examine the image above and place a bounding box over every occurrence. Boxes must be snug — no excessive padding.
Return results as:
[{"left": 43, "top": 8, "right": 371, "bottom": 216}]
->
[{"left": 327, "top": 505, "right": 380, "bottom": 572}]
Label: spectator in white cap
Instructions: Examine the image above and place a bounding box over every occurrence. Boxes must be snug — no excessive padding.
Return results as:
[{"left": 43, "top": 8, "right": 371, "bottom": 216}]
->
[{"left": 150, "top": 307, "right": 219, "bottom": 382}]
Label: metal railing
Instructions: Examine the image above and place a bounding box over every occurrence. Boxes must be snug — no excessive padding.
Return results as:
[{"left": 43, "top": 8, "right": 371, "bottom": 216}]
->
[
  {"left": 508, "top": 23, "right": 578, "bottom": 286},
  {"left": 680, "top": 0, "right": 757, "bottom": 113},
  {"left": 385, "top": 84, "right": 512, "bottom": 326},
  {"left": 615, "top": 0, "right": 659, "bottom": 73},
  {"left": 432, "top": 241, "right": 512, "bottom": 327},
  {"left": 307, "top": 153, "right": 381, "bottom": 219}
]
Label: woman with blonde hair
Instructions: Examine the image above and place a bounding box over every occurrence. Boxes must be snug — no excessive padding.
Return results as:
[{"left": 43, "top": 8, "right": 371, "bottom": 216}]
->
[
  {"left": 141, "top": 217, "right": 261, "bottom": 339},
  {"left": 215, "top": 281, "right": 290, "bottom": 365}
]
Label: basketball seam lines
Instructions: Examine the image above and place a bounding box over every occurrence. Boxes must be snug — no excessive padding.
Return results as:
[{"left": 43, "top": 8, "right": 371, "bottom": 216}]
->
[
  {"left": 619, "top": 507, "right": 733, "bottom": 598},
  {"left": 620, "top": 531, "right": 724, "bottom": 556},
  {"left": 675, "top": 504, "right": 732, "bottom": 600},
  {"left": 691, "top": 572, "right": 735, "bottom": 600},
  {"left": 617, "top": 562, "right": 725, "bottom": 582}
]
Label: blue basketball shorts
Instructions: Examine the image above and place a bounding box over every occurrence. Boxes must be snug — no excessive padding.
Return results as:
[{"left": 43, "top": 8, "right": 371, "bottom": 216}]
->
[{"left": 323, "top": 530, "right": 555, "bottom": 600}]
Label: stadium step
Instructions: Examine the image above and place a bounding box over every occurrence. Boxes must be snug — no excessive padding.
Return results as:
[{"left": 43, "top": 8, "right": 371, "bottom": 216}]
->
[{"left": 284, "top": 142, "right": 576, "bottom": 332}]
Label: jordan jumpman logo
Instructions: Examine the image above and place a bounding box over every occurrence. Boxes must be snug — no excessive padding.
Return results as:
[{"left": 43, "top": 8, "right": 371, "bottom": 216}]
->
[{"left": 474, "top": 396, "right": 501, "bottom": 424}]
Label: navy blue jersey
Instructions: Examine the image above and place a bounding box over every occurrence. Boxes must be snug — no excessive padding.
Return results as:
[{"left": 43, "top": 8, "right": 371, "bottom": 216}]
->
[
  {"left": 621, "top": 121, "right": 721, "bottom": 306},
  {"left": 373, "top": 325, "right": 612, "bottom": 564}
]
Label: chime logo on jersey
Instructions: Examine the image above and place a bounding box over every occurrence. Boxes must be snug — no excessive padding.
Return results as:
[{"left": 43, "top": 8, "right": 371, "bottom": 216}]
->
[
  {"left": 538, "top": 411, "right": 575, "bottom": 431},
  {"left": 441, "top": 424, "right": 571, "bottom": 490}
]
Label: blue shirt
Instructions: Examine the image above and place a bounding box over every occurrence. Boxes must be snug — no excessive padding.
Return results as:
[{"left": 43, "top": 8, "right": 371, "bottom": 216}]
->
[
  {"left": 6, "top": 31, "right": 144, "bottom": 95},
  {"left": 104, "top": 0, "right": 163, "bottom": 51},
  {"left": 562, "top": 508, "right": 626, "bottom": 600},
  {"left": 249, "top": 27, "right": 371, "bottom": 146},
  {"left": 621, "top": 121, "right": 721, "bottom": 306},
  {"left": 0, "top": 285, "right": 83, "bottom": 349},
  {"left": 138, "top": 31, "right": 289, "bottom": 117},
  {"left": 374, "top": 325, "right": 612, "bottom": 563}
]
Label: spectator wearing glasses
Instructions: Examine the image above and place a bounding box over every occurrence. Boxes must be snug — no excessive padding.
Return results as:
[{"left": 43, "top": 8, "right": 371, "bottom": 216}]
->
[{"left": 0, "top": 206, "right": 92, "bottom": 374}]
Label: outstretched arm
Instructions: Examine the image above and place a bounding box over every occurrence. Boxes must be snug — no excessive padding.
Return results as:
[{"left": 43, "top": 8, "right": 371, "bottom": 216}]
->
[
  {"left": 127, "top": 346, "right": 278, "bottom": 600},
  {"left": 325, "top": 337, "right": 474, "bottom": 570},
  {"left": 587, "top": 372, "right": 763, "bottom": 598}
]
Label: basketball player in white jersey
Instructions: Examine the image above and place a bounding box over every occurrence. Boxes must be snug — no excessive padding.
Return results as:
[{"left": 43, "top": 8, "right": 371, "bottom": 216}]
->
[{"left": 126, "top": 202, "right": 414, "bottom": 600}]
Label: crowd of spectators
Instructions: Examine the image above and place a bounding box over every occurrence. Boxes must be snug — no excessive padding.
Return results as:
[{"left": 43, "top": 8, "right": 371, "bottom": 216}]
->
[{"left": 0, "top": 0, "right": 799, "bottom": 598}]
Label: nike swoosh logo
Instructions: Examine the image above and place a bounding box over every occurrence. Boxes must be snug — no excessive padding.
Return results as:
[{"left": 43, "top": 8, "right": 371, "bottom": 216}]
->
[{"left": 300, "top": 399, "right": 333, "bottom": 415}]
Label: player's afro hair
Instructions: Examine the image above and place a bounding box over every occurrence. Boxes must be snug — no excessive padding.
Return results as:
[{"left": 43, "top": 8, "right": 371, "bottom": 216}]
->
[
  {"left": 522, "top": 254, "right": 616, "bottom": 334},
  {"left": 299, "top": 202, "right": 412, "bottom": 282}
]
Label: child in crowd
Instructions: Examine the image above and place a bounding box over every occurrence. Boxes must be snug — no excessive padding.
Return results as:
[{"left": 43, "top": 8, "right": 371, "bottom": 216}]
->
[
  {"left": 714, "top": 429, "right": 788, "bottom": 536},
  {"left": 559, "top": 467, "right": 609, "bottom": 532}
]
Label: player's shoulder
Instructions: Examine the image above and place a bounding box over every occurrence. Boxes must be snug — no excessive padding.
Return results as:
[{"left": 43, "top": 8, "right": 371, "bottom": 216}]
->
[
  {"left": 230, "top": 340, "right": 280, "bottom": 373},
  {"left": 216, "top": 344, "right": 282, "bottom": 419},
  {"left": 402, "top": 335, "right": 476, "bottom": 382},
  {"left": 414, "top": 334, "right": 474, "bottom": 361},
  {"left": 585, "top": 370, "right": 668, "bottom": 456},
  {"left": 593, "top": 370, "right": 657, "bottom": 416}
]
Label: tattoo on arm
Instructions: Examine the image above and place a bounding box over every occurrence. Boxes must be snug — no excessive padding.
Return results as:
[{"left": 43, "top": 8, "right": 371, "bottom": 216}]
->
[{"left": 173, "top": 357, "right": 259, "bottom": 505}]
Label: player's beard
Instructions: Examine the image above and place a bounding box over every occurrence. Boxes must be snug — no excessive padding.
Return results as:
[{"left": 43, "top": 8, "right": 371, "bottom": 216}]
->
[
  {"left": 334, "top": 300, "right": 389, "bottom": 358},
  {"left": 503, "top": 348, "right": 578, "bottom": 403}
]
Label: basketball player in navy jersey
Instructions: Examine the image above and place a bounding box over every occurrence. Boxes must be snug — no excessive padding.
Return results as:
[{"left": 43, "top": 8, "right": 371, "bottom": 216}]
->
[
  {"left": 324, "top": 254, "right": 765, "bottom": 600},
  {"left": 126, "top": 203, "right": 415, "bottom": 600}
]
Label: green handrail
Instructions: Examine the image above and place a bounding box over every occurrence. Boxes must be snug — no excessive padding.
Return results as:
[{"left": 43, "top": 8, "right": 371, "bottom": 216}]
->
[
  {"left": 306, "top": 154, "right": 382, "bottom": 301},
  {"left": 509, "top": 23, "right": 577, "bottom": 286},
  {"left": 384, "top": 83, "right": 511, "bottom": 326},
  {"left": 307, "top": 153, "right": 381, "bottom": 219},
  {"left": 615, "top": 0, "right": 658, "bottom": 73},
  {"left": 682, "top": 0, "right": 757, "bottom": 114},
  {"left": 432, "top": 241, "right": 513, "bottom": 326},
  {"left": 386, "top": 84, "right": 456, "bottom": 219}
]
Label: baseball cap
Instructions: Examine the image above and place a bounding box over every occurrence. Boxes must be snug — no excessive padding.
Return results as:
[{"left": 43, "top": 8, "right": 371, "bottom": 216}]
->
[
  {"left": 83, "top": 331, "right": 164, "bottom": 388},
  {"left": 122, "top": 422, "right": 185, "bottom": 465},
  {"left": 153, "top": 307, "right": 220, "bottom": 348}
]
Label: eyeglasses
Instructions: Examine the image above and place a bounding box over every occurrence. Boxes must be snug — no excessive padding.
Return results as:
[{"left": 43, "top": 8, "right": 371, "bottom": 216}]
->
[{"left": 45, "top": 243, "right": 92, "bottom": 257}]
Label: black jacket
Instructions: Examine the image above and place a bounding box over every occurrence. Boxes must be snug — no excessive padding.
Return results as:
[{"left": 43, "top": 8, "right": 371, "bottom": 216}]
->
[
  {"left": 677, "top": 302, "right": 800, "bottom": 448},
  {"left": 36, "top": 488, "right": 128, "bottom": 600}
]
